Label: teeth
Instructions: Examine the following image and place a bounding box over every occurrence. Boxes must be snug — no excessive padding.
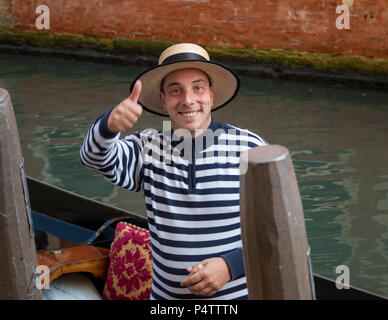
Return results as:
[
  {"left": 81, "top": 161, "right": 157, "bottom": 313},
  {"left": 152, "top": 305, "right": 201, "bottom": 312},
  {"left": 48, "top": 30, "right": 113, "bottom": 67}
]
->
[{"left": 182, "top": 111, "right": 198, "bottom": 117}]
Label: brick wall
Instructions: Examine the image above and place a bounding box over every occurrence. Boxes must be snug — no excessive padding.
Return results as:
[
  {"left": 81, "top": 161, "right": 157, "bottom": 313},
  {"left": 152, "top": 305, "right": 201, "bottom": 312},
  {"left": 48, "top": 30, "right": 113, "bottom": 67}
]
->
[
  {"left": 0, "top": 0, "right": 13, "bottom": 27},
  {"left": 10, "top": 0, "right": 388, "bottom": 57}
]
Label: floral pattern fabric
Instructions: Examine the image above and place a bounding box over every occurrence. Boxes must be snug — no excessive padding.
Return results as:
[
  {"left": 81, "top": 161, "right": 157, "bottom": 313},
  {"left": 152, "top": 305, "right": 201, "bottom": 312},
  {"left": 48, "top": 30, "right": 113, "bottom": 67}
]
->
[{"left": 102, "top": 222, "right": 152, "bottom": 300}]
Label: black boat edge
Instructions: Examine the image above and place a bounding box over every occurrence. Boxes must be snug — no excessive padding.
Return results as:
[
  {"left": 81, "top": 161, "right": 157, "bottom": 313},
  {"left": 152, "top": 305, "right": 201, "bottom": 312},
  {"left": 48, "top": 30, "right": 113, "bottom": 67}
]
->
[{"left": 28, "top": 176, "right": 387, "bottom": 301}]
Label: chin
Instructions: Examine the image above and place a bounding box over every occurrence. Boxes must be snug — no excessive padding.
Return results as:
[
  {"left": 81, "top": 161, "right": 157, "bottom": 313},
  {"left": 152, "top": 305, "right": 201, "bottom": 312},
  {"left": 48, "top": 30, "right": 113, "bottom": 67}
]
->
[
  {"left": 182, "top": 124, "right": 199, "bottom": 133},
  {"left": 172, "top": 113, "right": 210, "bottom": 135}
]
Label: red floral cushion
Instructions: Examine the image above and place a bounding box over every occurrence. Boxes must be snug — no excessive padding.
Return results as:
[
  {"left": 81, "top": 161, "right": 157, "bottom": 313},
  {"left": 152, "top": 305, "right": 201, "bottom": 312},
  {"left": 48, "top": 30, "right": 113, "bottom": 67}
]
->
[{"left": 102, "top": 222, "right": 152, "bottom": 300}]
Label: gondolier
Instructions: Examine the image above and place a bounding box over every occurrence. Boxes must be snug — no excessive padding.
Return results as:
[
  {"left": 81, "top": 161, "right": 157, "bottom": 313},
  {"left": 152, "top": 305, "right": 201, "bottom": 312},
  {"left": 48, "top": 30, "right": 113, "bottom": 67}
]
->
[{"left": 80, "top": 43, "right": 268, "bottom": 300}]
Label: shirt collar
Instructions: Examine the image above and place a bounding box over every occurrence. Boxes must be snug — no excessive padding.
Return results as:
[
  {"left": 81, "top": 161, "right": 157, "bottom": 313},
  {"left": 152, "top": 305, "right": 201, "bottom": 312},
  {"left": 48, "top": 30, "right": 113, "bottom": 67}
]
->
[{"left": 166, "top": 116, "right": 220, "bottom": 148}]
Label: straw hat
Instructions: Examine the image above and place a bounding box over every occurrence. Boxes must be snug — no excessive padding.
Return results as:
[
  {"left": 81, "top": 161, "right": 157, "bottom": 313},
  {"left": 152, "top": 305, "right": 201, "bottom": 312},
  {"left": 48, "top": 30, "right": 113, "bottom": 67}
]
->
[{"left": 130, "top": 43, "right": 240, "bottom": 116}]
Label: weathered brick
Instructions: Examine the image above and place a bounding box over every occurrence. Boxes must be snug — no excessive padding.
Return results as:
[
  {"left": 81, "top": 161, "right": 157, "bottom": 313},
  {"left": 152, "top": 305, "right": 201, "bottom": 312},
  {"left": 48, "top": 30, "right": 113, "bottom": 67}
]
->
[
  {"left": 0, "top": 0, "right": 13, "bottom": 27},
  {"left": 9, "top": 0, "right": 388, "bottom": 57}
]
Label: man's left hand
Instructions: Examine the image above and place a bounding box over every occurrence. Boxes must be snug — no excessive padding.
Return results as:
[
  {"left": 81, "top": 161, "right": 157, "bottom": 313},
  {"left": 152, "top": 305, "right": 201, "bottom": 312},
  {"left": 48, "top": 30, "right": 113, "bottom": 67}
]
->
[{"left": 180, "top": 257, "right": 231, "bottom": 296}]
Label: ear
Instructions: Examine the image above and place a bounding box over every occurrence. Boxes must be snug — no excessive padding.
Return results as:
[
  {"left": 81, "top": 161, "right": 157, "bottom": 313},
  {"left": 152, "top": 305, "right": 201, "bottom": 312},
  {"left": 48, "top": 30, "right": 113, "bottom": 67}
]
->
[{"left": 160, "top": 92, "right": 167, "bottom": 112}]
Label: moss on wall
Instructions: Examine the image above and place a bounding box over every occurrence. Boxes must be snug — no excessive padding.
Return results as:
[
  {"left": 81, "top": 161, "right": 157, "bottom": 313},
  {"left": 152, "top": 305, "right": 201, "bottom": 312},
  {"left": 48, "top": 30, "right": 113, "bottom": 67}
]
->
[
  {"left": 1, "top": 28, "right": 388, "bottom": 76},
  {"left": 206, "top": 46, "right": 388, "bottom": 76},
  {"left": 0, "top": 28, "right": 172, "bottom": 55}
]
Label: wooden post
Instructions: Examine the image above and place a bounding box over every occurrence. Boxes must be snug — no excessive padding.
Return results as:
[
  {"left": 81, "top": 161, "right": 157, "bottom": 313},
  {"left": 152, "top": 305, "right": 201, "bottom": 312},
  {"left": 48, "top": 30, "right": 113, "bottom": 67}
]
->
[
  {"left": 240, "top": 145, "right": 314, "bottom": 300},
  {"left": 0, "top": 89, "right": 42, "bottom": 299}
]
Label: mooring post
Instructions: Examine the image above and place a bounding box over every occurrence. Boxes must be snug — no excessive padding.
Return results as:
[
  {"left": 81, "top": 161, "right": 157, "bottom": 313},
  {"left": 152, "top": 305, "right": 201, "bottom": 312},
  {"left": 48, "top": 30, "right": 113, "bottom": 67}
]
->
[
  {"left": 0, "top": 89, "right": 42, "bottom": 299},
  {"left": 240, "top": 145, "right": 314, "bottom": 300}
]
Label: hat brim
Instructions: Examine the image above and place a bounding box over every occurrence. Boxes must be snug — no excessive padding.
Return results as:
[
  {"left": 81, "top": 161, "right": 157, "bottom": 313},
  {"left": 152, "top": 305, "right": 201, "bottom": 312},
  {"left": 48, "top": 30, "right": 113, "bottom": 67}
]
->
[{"left": 129, "top": 60, "right": 240, "bottom": 117}]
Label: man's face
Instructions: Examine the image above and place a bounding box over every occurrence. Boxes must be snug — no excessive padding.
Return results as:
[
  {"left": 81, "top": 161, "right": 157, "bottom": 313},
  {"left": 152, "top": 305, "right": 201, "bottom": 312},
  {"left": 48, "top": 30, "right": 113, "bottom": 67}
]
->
[{"left": 160, "top": 68, "right": 213, "bottom": 137}]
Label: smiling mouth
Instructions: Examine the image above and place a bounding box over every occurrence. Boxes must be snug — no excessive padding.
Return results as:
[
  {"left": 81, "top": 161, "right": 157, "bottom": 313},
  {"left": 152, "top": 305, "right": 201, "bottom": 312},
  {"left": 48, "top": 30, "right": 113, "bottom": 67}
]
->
[{"left": 180, "top": 111, "right": 199, "bottom": 117}]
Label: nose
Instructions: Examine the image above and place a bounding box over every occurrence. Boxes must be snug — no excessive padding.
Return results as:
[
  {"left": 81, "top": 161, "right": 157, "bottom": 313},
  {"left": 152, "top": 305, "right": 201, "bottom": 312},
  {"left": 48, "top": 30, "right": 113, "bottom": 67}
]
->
[{"left": 182, "top": 90, "right": 195, "bottom": 107}]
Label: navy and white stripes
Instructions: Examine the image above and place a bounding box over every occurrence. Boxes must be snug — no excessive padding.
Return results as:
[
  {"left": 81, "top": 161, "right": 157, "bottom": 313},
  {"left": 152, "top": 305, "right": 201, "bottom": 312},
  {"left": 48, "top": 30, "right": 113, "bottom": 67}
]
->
[{"left": 80, "top": 112, "right": 267, "bottom": 300}]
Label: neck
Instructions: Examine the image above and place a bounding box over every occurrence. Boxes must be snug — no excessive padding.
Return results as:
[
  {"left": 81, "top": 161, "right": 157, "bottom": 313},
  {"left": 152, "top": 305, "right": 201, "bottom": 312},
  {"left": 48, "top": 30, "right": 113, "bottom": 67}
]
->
[{"left": 172, "top": 117, "right": 213, "bottom": 139}]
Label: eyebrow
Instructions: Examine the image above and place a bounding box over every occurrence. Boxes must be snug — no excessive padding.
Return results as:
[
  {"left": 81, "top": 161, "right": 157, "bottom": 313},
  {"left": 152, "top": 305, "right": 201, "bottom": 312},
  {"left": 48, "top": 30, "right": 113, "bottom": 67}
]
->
[
  {"left": 166, "top": 82, "right": 180, "bottom": 88},
  {"left": 166, "top": 79, "right": 208, "bottom": 88}
]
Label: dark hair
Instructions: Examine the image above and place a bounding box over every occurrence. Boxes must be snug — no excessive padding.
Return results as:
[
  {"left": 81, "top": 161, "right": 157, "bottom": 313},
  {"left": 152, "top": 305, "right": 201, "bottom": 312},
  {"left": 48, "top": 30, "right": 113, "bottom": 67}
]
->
[{"left": 160, "top": 69, "right": 212, "bottom": 93}]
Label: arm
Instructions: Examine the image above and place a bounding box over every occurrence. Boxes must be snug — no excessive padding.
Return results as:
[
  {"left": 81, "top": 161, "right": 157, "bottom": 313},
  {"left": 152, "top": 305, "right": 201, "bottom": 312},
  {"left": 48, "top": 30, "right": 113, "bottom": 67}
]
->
[
  {"left": 220, "top": 247, "right": 245, "bottom": 280},
  {"left": 80, "top": 80, "right": 144, "bottom": 191}
]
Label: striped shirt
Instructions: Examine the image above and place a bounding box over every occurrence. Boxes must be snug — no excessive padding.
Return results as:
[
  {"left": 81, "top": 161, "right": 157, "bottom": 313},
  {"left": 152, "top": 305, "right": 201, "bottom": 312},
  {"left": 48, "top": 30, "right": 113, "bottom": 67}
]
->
[{"left": 80, "top": 111, "right": 268, "bottom": 300}]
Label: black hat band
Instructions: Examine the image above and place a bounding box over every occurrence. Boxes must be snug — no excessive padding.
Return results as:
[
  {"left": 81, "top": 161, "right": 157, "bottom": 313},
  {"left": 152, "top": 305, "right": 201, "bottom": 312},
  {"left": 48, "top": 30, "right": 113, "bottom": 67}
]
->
[{"left": 161, "top": 52, "right": 208, "bottom": 65}]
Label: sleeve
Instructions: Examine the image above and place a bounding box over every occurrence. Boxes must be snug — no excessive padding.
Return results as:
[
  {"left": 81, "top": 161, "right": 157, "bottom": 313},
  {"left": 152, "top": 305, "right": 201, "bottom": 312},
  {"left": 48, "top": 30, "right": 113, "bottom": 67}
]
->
[
  {"left": 247, "top": 131, "right": 269, "bottom": 147},
  {"left": 80, "top": 109, "right": 144, "bottom": 192},
  {"left": 220, "top": 247, "right": 245, "bottom": 280}
]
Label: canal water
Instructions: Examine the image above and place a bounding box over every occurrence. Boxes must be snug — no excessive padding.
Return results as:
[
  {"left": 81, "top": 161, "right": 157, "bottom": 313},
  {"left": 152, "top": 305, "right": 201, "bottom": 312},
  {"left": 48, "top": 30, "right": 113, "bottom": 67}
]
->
[{"left": 1, "top": 52, "right": 387, "bottom": 297}]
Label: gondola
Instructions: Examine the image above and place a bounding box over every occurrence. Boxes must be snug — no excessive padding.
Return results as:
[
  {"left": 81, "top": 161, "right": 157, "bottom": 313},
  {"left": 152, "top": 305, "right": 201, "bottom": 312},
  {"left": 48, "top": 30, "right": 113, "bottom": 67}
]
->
[{"left": 29, "top": 176, "right": 386, "bottom": 300}]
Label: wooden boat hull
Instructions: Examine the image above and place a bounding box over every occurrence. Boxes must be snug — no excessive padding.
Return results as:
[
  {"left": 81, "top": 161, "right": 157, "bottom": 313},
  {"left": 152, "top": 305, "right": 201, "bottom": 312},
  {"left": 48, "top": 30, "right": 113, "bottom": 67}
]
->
[{"left": 28, "top": 176, "right": 386, "bottom": 300}]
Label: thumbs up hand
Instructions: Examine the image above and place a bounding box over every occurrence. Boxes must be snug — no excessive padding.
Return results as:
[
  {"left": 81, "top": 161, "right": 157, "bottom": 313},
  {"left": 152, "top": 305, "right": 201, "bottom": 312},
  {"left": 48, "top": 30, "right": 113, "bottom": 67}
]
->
[{"left": 107, "top": 80, "right": 143, "bottom": 133}]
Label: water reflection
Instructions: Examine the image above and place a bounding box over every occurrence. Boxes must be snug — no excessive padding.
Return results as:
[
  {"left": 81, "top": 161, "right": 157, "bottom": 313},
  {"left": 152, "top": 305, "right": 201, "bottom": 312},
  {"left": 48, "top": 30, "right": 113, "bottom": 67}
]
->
[{"left": 1, "top": 53, "right": 387, "bottom": 297}]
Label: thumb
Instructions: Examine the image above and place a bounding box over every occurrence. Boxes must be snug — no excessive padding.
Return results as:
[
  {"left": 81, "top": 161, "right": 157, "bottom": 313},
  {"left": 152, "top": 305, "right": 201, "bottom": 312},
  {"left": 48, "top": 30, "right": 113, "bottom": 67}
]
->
[{"left": 129, "top": 80, "right": 142, "bottom": 103}]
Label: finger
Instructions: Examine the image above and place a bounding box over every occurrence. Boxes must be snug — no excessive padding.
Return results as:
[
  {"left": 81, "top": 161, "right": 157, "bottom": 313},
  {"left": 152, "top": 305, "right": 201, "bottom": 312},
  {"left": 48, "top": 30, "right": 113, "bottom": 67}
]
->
[
  {"left": 129, "top": 80, "right": 142, "bottom": 103},
  {"left": 187, "top": 263, "right": 203, "bottom": 275},
  {"left": 200, "top": 260, "right": 209, "bottom": 267},
  {"left": 191, "top": 287, "right": 214, "bottom": 297},
  {"left": 182, "top": 262, "right": 205, "bottom": 286},
  {"left": 181, "top": 271, "right": 202, "bottom": 287},
  {"left": 109, "top": 107, "right": 136, "bottom": 130},
  {"left": 120, "top": 97, "right": 143, "bottom": 117},
  {"left": 188, "top": 280, "right": 207, "bottom": 294},
  {"left": 131, "top": 102, "right": 143, "bottom": 117},
  {"left": 123, "top": 108, "right": 140, "bottom": 125},
  {"left": 189, "top": 283, "right": 215, "bottom": 297}
]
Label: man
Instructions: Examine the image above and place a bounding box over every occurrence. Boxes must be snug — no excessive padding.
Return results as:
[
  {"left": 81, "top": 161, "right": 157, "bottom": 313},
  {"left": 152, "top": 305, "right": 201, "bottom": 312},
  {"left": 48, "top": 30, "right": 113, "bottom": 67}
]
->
[{"left": 80, "top": 43, "right": 268, "bottom": 299}]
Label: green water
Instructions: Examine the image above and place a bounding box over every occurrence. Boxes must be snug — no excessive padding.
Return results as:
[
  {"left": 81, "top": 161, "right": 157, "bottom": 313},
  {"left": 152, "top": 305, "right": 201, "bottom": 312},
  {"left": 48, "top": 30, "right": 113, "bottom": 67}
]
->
[{"left": 1, "top": 53, "right": 387, "bottom": 297}]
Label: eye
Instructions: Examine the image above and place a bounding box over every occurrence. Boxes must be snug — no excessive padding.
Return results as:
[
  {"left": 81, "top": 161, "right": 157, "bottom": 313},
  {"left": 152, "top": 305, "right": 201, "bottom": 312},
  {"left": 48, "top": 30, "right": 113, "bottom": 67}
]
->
[
  {"left": 168, "top": 87, "right": 181, "bottom": 96},
  {"left": 193, "top": 85, "right": 204, "bottom": 92}
]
